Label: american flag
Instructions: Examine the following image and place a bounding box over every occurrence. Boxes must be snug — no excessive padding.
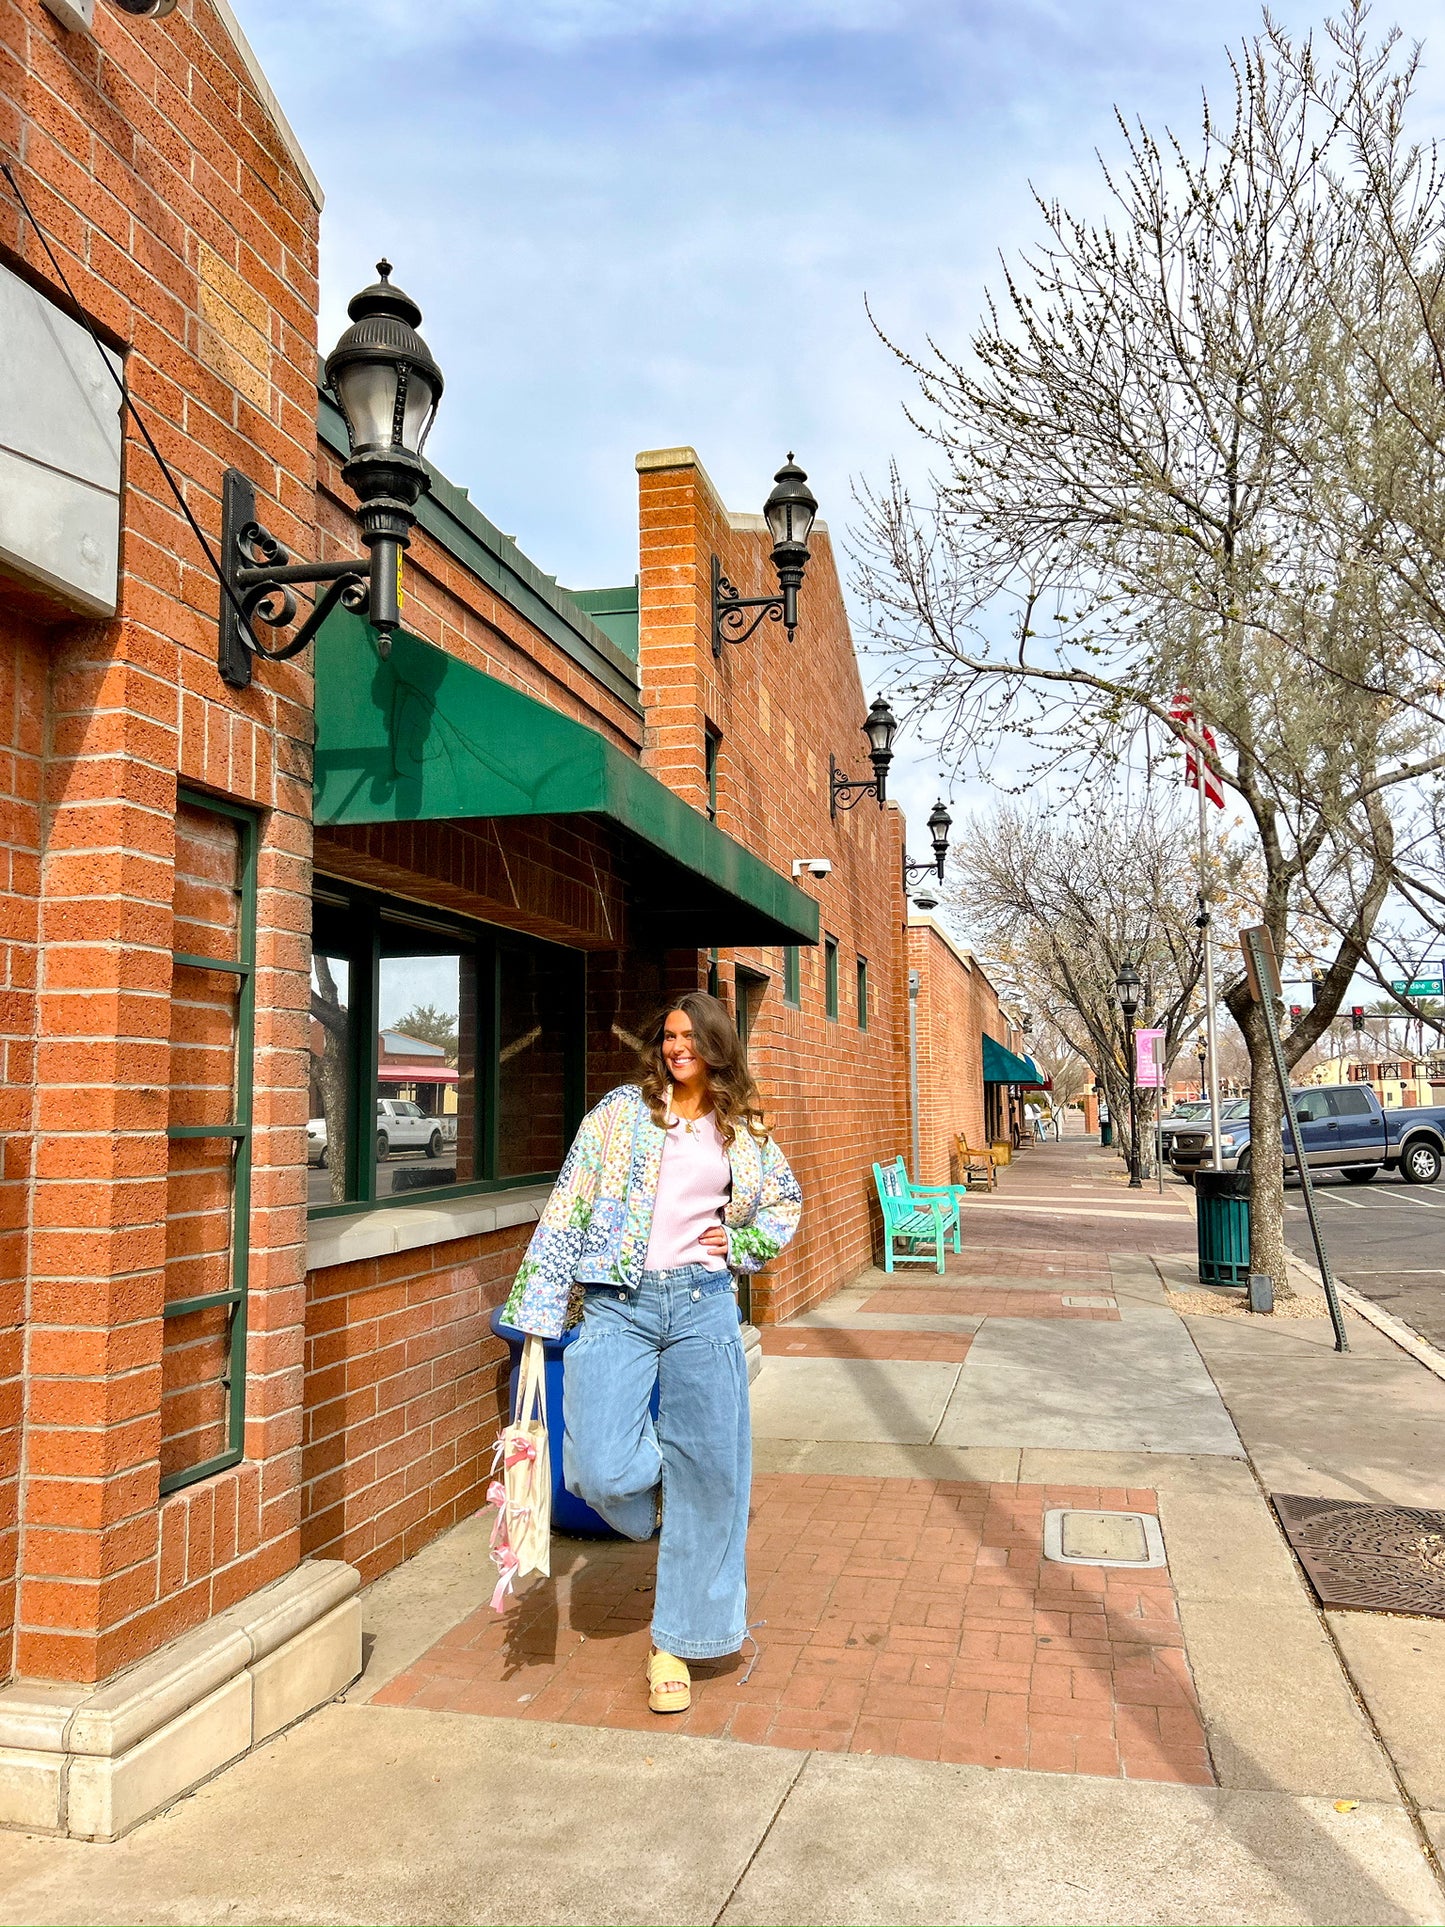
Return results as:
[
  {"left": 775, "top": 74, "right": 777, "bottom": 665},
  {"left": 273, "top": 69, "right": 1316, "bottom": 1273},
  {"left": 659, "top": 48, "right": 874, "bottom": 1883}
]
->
[{"left": 1169, "top": 694, "right": 1224, "bottom": 807}]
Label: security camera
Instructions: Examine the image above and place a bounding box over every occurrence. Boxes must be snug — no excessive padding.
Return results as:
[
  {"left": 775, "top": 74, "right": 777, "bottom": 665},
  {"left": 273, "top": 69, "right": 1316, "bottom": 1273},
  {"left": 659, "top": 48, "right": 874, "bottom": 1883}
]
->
[
  {"left": 912, "top": 890, "right": 939, "bottom": 912},
  {"left": 791, "top": 858, "right": 832, "bottom": 880},
  {"left": 107, "top": 0, "right": 179, "bottom": 16}
]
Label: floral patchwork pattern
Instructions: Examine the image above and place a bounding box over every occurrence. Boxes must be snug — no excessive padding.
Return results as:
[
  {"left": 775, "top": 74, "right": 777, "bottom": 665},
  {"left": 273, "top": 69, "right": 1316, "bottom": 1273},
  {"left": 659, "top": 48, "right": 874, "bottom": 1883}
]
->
[{"left": 503, "top": 1083, "right": 803, "bottom": 1337}]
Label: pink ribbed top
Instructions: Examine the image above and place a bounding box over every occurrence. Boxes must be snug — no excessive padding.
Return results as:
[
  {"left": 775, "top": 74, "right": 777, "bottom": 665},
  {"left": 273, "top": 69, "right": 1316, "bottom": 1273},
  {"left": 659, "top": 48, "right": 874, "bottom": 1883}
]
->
[{"left": 643, "top": 1110, "right": 731, "bottom": 1271}]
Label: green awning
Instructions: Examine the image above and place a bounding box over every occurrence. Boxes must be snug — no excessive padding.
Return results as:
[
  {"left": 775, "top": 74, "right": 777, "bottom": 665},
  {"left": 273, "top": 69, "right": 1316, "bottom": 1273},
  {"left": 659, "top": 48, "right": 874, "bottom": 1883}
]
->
[
  {"left": 312, "top": 611, "right": 820, "bottom": 948},
  {"left": 982, "top": 1035, "right": 1037, "bottom": 1084}
]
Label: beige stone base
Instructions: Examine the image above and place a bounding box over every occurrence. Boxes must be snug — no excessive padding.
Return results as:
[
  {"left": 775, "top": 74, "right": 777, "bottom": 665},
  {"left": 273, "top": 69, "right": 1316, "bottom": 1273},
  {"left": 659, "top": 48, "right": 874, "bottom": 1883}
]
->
[{"left": 0, "top": 1560, "right": 360, "bottom": 1841}]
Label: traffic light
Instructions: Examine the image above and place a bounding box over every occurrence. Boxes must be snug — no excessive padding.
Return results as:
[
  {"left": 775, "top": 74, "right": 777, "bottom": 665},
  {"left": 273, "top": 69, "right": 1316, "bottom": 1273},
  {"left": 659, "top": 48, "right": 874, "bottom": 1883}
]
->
[
  {"left": 1289, "top": 1005, "right": 1303, "bottom": 1021},
  {"left": 1351, "top": 1006, "right": 1365, "bottom": 1032},
  {"left": 1310, "top": 971, "right": 1324, "bottom": 1002}
]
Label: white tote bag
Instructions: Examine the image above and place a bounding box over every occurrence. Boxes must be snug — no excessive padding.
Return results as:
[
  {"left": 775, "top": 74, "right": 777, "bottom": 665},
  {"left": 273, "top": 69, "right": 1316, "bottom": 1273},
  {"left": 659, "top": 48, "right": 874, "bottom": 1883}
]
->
[{"left": 486, "top": 1335, "right": 552, "bottom": 1611}]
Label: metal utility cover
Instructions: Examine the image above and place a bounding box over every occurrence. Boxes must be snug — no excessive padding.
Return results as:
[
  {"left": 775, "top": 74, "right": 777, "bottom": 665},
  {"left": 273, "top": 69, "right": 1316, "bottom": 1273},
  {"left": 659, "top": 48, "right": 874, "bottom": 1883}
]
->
[
  {"left": 1062, "top": 1295, "right": 1117, "bottom": 1309},
  {"left": 1043, "top": 1509, "right": 1166, "bottom": 1568},
  {"left": 1274, "top": 1495, "right": 1445, "bottom": 1618}
]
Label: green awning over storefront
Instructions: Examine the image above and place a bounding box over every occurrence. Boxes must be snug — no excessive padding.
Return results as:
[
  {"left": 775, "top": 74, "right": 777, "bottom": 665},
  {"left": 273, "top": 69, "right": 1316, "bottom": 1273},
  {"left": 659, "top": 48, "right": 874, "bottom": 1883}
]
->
[
  {"left": 982, "top": 1034, "right": 1037, "bottom": 1084},
  {"left": 312, "top": 612, "right": 820, "bottom": 948}
]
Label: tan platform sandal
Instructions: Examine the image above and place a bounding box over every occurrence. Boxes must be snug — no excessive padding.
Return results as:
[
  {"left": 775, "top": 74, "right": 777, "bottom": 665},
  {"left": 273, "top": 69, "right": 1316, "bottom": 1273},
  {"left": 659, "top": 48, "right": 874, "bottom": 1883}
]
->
[{"left": 647, "top": 1648, "right": 691, "bottom": 1714}]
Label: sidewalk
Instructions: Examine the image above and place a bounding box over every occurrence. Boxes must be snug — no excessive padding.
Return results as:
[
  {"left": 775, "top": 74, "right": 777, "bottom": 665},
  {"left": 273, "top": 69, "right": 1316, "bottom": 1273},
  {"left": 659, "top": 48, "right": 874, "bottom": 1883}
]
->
[{"left": 2, "top": 1136, "right": 1444, "bottom": 1925}]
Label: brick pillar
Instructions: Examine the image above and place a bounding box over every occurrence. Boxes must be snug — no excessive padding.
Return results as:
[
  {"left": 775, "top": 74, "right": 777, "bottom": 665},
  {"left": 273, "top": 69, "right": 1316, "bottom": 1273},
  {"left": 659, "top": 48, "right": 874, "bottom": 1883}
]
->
[{"left": 19, "top": 627, "right": 179, "bottom": 1683}]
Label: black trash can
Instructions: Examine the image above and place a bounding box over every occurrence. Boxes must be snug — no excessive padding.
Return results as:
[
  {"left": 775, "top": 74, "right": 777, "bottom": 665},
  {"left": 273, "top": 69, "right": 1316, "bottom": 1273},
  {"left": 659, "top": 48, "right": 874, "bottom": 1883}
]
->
[{"left": 1195, "top": 1168, "right": 1251, "bottom": 1286}]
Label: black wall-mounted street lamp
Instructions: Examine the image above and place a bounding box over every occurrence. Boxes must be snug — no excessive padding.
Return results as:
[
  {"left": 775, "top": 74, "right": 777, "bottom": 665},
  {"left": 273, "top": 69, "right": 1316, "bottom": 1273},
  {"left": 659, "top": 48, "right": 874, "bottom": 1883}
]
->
[
  {"left": 830, "top": 696, "right": 898, "bottom": 818},
  {"left": 904, "top": 800, "right": 953, "bottom": 893},
  {"left": 1115, "top": 960, "right": 1143, "bottom": 1188},
  {"left": 712, "top": 456, "right": 818, "bottom": 657},
  {"left": 218, "top": 262, "right": 444, "bottom": 689}
]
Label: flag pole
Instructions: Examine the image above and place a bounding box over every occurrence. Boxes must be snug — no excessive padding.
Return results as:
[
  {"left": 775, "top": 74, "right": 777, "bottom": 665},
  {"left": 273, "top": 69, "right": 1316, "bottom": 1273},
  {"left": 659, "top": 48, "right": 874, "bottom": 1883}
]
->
[{"left": 1198, "top": 730, "right": 1223, "bottom": 1171}]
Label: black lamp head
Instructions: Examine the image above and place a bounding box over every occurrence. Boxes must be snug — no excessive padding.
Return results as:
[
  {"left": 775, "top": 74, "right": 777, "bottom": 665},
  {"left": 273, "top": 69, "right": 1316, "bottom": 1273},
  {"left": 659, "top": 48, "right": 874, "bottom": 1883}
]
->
[
  {"left": 926, "top": 799, "right": 952, "bottom": 878},
  {"left": 862, "top": 696, "right": 898, "bottom": 804},
  {"left": 1115, "top": 961, "right": 1142, "bottom": 1015},
  {"left": 324, "top": 261, "right": 444, "bottom": 485}
]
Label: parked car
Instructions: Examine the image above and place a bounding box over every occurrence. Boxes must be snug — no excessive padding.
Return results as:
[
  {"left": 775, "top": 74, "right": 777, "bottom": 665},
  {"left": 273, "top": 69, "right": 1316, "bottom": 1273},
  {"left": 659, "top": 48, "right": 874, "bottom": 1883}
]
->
[
  {"left": 308, "top": 1100, "right": 456, "bottom": 1167},
  {"left": 1158, "top": 1100, "right": 1211, "bottom": 1156},
  {"left": 1172, "top": 1085, "right": 1445, "bottom": 1184},
  {"left": 1168, "top": 1099, "right": 1252, "bottom": 1175}
]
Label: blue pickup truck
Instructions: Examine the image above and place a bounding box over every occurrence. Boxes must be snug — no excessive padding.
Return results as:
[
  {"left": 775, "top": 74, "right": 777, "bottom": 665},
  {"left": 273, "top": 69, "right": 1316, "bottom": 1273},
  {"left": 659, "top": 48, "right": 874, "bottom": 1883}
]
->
[{"left": 1168, "top": 1084, "right": 1445, "bottom": 1184}]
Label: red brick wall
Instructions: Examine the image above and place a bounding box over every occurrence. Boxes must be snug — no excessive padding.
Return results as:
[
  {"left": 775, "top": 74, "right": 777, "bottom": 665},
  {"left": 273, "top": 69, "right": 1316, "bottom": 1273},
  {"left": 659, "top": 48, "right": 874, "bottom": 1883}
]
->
[
  {"left": 634, "top": 451, "right": 910, "bottom": 1321},
  {"left": 301, "top": 1232, "right": 520, "bottom": 1582},
  {"left": 907, "top": 920, "right": 1006, "bottom": 1185},
  {"left": 2, "top": 0, "right": 320, "bottom": 1683}
]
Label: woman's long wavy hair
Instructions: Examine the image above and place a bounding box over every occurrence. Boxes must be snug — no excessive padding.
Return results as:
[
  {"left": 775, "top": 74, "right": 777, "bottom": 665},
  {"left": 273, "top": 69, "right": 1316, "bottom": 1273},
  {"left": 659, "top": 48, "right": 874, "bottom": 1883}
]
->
[{"left": 637, "top": 991, "right": 769, "bottom": 1146}]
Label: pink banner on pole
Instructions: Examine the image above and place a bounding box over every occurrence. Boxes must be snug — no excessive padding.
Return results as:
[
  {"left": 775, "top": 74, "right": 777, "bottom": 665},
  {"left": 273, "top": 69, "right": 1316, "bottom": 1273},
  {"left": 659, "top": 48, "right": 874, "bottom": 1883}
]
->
[{"left": 1134, "top": 1027, "right": 1166, "bottom": 1089}]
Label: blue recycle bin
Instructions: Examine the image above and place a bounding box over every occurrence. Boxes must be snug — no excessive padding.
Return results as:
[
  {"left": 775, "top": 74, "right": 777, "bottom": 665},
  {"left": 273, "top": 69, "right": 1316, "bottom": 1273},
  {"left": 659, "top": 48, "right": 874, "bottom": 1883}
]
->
[{"left": 489, "top": 1307, "right": 660, "bottom": 1538}]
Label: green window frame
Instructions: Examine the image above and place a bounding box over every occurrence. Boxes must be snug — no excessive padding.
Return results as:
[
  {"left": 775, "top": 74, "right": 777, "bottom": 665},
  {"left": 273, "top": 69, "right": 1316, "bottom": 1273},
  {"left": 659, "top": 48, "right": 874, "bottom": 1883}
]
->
[
  {"left": 707, "top": 947, "right": 721, "bottom": 999},
  {"left": 824, "top": 935, "right": 839, "bottom": 1020},
  {"left": 704, "top": 724, "right": 721, "bottom": 823},
  {"left": 857, "top": 955, "right": 869, "bottom": 1030},
  {"left": 163, "top": 789, "right": 257, "bottom": 1496},
  {"left": 782, "top": 945, "right": 801, "bottom": 1008},
  {"left": 309, "top": 883, "right": 587, "bottom": 1219}
]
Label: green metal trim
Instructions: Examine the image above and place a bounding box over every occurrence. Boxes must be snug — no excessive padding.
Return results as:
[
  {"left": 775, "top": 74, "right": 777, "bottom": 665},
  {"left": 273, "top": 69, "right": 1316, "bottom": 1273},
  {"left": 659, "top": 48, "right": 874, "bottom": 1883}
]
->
[
  {"left": 569, "top": 584, "right": 640, "bottom": 662},
  {"left": 782, "top": 946, "right": 801, "bottom": 1008},
  {"left": 162, "top": 790, "right": 257, "bottom": 1498},
  {"left": 824, "top": 936, "right": 839, "bottom": 1020},
  {"left": 318, "top": 391, "right": 641, "bottom": 708},
  {"left": 305, "top": 1169, "right": 559, "bottom": 1221},
  {"left": 161, "top": 1446, "right": 243, "bottom": 1495},
  {"left": 172, "top": 951, "right": 250, "bottom": 977},
  {"left": 312, "top": 614, "right": 819, "bottom": 948},
  {"left": 165, "top": 1287, "right": 244, "bottom": 1317}
]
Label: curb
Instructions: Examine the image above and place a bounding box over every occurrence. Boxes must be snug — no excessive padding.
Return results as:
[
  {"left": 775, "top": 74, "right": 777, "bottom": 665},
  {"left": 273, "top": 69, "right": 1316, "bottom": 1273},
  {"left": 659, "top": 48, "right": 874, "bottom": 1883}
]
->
[{"left": 1287, "top": 1256, "right": 1445, "bottom": 1386}]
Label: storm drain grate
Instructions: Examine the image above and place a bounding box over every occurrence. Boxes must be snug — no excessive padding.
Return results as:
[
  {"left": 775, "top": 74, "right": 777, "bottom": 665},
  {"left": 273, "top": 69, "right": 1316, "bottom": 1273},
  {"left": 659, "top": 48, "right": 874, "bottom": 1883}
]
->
[{"left": 1273, "top": 1494, "right": 1445, "bottom": 1618}]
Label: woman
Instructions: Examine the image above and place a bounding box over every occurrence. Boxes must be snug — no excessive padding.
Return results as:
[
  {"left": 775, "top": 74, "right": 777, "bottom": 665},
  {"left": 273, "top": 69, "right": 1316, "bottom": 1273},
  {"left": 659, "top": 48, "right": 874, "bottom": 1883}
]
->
[{"left": 502, "top": 991, "right": 802, "bottom": 1714}]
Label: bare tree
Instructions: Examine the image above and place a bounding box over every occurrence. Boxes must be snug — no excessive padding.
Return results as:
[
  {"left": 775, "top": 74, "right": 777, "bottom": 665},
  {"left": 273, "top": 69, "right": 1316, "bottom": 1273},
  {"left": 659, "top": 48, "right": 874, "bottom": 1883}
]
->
[
  {"left": 856, "top": 12, "right": 1441, "bottom": 1287},
  {"left": 953, "top": 801, "right": 1235, "bottom": 1174}
]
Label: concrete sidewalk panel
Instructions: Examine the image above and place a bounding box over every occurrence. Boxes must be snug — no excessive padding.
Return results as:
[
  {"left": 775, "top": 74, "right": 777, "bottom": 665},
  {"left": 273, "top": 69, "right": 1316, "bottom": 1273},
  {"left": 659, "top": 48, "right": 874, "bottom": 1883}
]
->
[
  {"left": 0, "top": 1707, "right": 804, "bottom": 1927},
  {"left": 758, "top": 1440, "right": 1023, "bottom": 1483},
  {"left": 748, "top": 1357, "right": 963, "bottom": 1443},
  {"left": 937, "top": 1316, "right": 1244, "bottom": 1456},
  {"left": 1186, "top": 1315, "right": 1445, "bottom": 1506},
  {"left": 1178, "top": 1598, "right": 1398, "bottom": 1801},
  {"left": 1327, "top": 1614, "right": 1445, "bottom": 1812},
  {"left": 719, "top": 1752, "right": 1444, "bottom": 1926}
]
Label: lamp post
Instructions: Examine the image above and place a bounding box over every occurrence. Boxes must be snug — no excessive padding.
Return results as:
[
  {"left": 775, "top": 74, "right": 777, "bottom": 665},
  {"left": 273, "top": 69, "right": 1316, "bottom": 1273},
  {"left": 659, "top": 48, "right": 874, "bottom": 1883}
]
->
[
  {"left": 904, "top": 799, "right": 953, "bottom": 899},
  {"left": 1197, "top": 1043, "right": 1208, "bottom": 1101},
  {"left": 711, "top": 456, "right": 818, "bottom": 655},
  {"left": 830, "top": 696, "right": 898, "bottom": 816},
  {"left": 1115, "top": 960, "right": 1143, "bottom": 1188},
  {"left": 218, "top": 261, "right": 444, "bottom": 687}
]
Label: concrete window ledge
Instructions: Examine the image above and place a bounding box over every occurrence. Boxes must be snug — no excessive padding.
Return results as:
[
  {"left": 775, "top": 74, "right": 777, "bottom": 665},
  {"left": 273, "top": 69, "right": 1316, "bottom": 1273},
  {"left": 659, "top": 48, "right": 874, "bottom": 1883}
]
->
[
  {"left": 0, "top": 1559, "right": 360, "bottom": 1841},
  {"left": 307, "top": 1185, "right": 552, "bottom": 1274}
]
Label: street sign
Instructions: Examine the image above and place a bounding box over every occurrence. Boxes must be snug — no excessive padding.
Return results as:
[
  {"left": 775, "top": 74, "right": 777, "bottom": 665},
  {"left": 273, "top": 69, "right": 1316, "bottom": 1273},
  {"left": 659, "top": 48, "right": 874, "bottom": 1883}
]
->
[{"left": 1389, "top": 977, "right": 1443, "bottom": 998}]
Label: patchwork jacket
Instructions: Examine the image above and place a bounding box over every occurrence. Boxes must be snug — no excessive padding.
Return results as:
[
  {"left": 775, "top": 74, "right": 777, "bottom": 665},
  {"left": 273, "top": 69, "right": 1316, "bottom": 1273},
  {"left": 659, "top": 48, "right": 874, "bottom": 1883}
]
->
[{"left": 502, "top": 1083, "right": 803, "bottom": 1338}]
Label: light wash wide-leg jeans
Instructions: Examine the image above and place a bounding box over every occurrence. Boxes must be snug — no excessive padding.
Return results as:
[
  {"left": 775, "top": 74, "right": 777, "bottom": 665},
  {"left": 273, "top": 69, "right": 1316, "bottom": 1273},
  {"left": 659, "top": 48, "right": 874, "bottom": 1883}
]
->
[{"left": 562, "top": 1262, "right": 751, "bottom": 1660}]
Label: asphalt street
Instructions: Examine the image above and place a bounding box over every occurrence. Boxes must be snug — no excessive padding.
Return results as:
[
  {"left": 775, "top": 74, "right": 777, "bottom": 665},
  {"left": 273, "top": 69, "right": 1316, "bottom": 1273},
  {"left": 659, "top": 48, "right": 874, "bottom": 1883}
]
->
[{"left": 1280, "top": 1169, "right": 1445, "bottom": 1348}]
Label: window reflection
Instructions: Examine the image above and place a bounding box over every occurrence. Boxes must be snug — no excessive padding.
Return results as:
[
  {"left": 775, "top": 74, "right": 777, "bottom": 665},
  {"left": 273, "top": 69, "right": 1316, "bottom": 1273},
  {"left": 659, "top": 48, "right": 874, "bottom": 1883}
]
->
[
  {"left": 309, "top": 953, "right": 351, "bottom": 1205},
  {"left": 498, "top": 941, "right": 574, "bottom": 1178},
  {"left": 374, "top": 938, "right": 475, "bottom": 1198}
]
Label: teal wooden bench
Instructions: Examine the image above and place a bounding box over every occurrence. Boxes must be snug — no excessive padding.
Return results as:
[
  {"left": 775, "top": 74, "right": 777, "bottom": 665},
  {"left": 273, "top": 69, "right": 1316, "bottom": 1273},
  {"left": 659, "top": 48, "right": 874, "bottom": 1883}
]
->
[
  {"left": 872, "top": 1159, "right": 961, "bottom": 1274},
  {"left": 883, "top": 1156, "right": 968, "bottom": 1256}
]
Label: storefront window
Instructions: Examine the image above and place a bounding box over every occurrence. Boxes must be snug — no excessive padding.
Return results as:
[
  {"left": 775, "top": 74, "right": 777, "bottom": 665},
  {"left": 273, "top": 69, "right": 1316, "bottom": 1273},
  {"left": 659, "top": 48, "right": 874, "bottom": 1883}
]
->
[{"left": 309, "top": 886, "right": 583, "bottom": 1215}]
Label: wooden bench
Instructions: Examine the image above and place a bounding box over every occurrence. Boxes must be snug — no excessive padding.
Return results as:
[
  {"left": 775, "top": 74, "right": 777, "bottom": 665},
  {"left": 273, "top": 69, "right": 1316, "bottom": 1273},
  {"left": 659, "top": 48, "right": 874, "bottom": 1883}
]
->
[{"left": 953, "top": 1133, "right": 997, "bottom": 1191}]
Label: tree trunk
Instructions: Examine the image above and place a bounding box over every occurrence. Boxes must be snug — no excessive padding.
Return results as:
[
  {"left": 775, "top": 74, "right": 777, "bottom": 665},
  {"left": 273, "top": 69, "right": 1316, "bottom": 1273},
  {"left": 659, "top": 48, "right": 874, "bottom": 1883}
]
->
[{"left": 1241, "top": 999, "right": 1287, "bottom": 1292}]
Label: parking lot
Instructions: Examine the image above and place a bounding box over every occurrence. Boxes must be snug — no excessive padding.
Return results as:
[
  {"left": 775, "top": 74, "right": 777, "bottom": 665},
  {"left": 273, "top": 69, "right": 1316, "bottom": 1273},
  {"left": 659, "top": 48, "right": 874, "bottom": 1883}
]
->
[{"left": 1280, "top": 1168, "right": 1445, "bottom": 1348}]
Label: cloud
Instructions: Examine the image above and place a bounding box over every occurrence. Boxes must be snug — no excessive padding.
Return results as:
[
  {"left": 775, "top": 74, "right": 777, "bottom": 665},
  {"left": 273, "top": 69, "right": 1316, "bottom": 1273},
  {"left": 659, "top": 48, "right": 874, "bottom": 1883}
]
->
[{"left": 240, "top": 0, "right": 1445, "bottom": 820}]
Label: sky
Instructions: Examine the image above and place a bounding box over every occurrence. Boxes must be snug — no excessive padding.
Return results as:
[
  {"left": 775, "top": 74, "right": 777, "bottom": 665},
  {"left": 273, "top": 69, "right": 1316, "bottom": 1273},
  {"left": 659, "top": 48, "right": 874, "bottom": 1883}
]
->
[{"left": 240, "top": 0, "right": 1445, "bottom": 851}]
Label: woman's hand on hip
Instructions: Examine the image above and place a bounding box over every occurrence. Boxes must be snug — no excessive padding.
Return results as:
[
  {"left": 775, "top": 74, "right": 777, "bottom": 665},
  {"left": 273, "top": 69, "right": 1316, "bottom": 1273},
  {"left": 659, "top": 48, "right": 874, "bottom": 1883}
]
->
[{"left": 699, "top": 1225, "right": 729, "bottom": 1257}]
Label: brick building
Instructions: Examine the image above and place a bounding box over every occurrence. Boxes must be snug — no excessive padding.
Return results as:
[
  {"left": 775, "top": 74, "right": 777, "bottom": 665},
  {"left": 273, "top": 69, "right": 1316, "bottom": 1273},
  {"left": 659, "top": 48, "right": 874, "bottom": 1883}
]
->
[
  {"left": 0, "top": 0, "right": 927, "bottom": 1838},
  {"left": 906, "top": 915, "right": 1021, "bottom": 1183}
]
